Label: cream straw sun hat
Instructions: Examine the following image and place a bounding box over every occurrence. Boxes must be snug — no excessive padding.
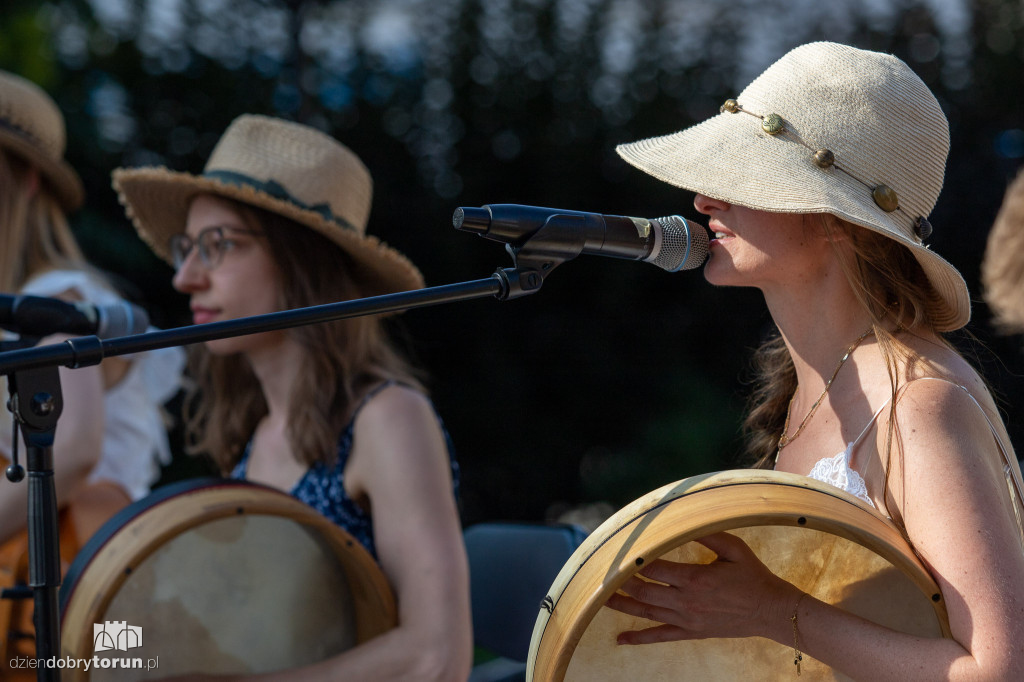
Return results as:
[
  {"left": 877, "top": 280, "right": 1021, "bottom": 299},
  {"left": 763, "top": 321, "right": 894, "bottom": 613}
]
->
[
  {"left": 0, "top": 70, "right": 84, "bottom": 211},
  {"left": 617, "top": 41, "right": 970, "bottom": 332},
  {"left": 113, "top": 114, "right": 424, "bottom": 297}
]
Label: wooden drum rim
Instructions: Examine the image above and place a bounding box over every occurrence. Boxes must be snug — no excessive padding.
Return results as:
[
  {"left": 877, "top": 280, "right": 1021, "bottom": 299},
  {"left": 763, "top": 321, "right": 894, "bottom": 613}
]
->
[
  {"left": 59, "top": 477, "right": 397, "bottom": 673},
  {"left": 526, "top": 470, "right": 951, "bottom": 682}
]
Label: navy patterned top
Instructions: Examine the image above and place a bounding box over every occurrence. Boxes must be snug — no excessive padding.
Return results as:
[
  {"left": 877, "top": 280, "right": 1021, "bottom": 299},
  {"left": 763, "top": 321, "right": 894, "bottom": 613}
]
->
[{"left": 230, "top": 382, "right": 459, "bottom": 559}]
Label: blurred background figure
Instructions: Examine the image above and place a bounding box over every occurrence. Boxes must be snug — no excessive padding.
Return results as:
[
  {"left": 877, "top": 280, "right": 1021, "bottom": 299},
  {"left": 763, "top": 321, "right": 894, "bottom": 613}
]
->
[
  {"left": 982, "top": 168, "right": 1024, "bottom": 467},
  {"left": 983, "top": 168, "right": 1024, "bottom": 340},
  {"left": 0, "top": 68, "right": 184, "bottom": 670},
  {"left": 113, "top": 114, "right": 471, "bottom": 681}
]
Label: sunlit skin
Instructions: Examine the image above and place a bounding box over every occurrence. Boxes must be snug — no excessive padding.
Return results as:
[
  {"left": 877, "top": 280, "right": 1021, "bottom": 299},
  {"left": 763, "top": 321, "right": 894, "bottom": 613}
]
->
[
  {"left": 701, "top": 194, "right": 835, "bottom": 293},
  {"left": 604, "top": 195, "right": 1024, "bottom": 680}
]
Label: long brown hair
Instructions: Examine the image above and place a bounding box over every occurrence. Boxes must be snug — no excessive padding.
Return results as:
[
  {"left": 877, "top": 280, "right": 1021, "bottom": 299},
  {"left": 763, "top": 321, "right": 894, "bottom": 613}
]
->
[
  {"left": 0, "top": 148, "right": 87, "bottom": 291},
  {"left": 743, "top": 215, "right": 950, "bottom": 519},
  {"left": 182, "top": 199, "right": 425, "bottom": 472}
]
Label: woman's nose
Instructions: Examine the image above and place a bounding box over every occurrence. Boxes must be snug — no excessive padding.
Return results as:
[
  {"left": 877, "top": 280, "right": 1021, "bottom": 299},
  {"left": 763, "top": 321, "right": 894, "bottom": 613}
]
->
[
  {"left": 171, "top": 250, "right": 207, "bottom": 293},
  {"left": 694, "top": 193, "right": 730, "bottom": 215}
]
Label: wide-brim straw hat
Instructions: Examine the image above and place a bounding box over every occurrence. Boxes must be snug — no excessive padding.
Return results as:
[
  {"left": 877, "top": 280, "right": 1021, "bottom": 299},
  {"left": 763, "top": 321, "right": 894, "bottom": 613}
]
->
[
  {"left": 113, "top": 114, "right": 424, "bottom": 297},
  {"left": 617, "top": 41, "right": 970, "bottom": 332},
  {"left": 982, "top": 169, "right": 1024, "bottom": 332},
  {"left": 0, "top": 70, "right": 84, "bottom": 211}
]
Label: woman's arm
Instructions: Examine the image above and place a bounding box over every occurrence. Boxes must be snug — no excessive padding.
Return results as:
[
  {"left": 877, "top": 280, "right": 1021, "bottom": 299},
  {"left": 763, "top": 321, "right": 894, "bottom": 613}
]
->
[
  {"left": 610, "top": 380, "right": 1024, "bottom": 681},
  {"left": 322, "top": 383, "right": 472, "bottom": 681},
  {"left": 182, "top": 385, "right": 472, "bottom": 682}
]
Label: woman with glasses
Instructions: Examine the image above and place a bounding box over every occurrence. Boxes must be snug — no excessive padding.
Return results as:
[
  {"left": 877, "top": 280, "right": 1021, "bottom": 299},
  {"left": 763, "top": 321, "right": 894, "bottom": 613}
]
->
[{"left": 112, "top": 114, "right": 471, "bottom": 681}]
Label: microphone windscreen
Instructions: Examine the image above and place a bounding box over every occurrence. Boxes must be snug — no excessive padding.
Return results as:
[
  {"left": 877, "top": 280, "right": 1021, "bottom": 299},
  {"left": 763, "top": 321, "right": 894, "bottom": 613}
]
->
[
  {"left": 97, "top": 303, "right": 150, "bottom": 338},
  {"left": 649, "top": 216, "right": 709, "bottom": 272}
]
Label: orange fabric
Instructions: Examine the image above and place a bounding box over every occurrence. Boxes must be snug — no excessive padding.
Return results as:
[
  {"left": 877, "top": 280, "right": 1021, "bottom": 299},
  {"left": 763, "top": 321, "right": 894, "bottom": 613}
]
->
[{"left": 0, "top": 478, "right": 130, "bottom": 677}]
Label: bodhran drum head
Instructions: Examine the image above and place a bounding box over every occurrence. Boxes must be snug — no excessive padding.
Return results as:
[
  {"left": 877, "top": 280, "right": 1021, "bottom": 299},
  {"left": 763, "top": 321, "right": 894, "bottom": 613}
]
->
[
  {"left": 527, "top": 470, "right": 951, "bottom": 682},
  {"left": 59, "top": 478, "right": 396, "bottom": 681}
]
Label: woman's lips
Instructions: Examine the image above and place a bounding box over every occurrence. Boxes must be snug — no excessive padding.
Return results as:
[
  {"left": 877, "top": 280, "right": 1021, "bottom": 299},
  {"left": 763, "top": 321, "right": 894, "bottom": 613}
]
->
[
  {"left": 710, "top": 230, "right": 734, "bottom": 246},
  {"left": 191, "top": 308, "right": 218, "bottom": 325}
]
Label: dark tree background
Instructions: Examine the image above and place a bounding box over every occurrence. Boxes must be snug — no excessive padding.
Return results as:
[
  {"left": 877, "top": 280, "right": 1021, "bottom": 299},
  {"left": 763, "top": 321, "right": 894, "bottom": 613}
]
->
[{"left": 1, "top": 0, "right": 1022, "bottom": 529}]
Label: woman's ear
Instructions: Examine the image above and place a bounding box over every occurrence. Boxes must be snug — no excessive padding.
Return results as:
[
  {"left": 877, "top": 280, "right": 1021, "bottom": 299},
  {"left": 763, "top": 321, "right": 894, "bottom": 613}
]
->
[
  {"left": 23, "top": 166, "right": 40, "bottom": 199},
  {"left": 815, "top": 214, "right": 848, "bottom": 244}
]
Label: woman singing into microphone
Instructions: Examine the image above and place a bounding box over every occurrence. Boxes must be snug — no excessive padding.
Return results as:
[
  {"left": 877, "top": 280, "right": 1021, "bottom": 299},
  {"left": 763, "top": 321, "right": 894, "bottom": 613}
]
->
[{"left": 605, "top": 42, "right": 1024, "bottom": 680}]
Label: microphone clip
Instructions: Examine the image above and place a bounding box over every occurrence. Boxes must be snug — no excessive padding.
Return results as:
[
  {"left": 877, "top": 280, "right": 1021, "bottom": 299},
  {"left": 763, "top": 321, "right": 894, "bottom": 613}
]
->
[{"left": 492, "top": 217, "right": 588, "bottom": 300}]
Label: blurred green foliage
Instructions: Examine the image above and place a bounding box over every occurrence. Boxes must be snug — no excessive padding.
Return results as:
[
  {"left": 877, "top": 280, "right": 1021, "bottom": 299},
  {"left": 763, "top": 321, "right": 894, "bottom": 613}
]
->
[{"left": 1, "top": 0, "right": 1022, "bottom": 527}]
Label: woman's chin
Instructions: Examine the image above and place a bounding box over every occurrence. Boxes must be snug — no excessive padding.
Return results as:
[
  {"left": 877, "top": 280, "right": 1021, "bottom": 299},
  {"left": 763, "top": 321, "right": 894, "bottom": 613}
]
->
[
  {"left": 702, "top": 252, "right": 755, "bottom": 288},
  {"left": 702, "top": 263, "right": 736, "bottom": 287},
  {"left": 203, "top": 339, "right": 243, "bottom": 356}
]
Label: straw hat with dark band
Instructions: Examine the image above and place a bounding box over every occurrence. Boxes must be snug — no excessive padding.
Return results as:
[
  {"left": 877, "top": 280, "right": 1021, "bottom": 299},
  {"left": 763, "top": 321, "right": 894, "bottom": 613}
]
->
[
  {"left": 0, "top": 70, "right": 84, "bottom": 211},
  {"left": 617, "top": 41, "right": 970, "bottom": 332},
  {"left": 113, "top": 114, "right": 424, "bottom": 297}
]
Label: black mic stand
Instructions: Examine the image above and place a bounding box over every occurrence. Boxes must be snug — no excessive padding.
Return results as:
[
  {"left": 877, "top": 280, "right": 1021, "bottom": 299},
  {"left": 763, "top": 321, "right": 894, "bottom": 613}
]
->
[
  {"left": 4, "top": 366, "right": 64, "bottom": 681},
  {"left": 0, "top": 223, "right": 588, "bottom": 681}
]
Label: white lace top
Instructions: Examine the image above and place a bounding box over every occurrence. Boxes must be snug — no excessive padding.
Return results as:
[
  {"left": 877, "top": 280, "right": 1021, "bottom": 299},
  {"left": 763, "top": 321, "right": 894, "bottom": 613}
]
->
[
  {"left": 793, "top": 378, "right": 1023, "bottom": 550},
  {"left": 801, "top": 401, "right": 891, "bottom": 509},
  {"left": 799, "top": 380, "right": 1024, "bottom": 529},
  {"left": 808, "top": 446, "right": 874, "bottom": 507}
]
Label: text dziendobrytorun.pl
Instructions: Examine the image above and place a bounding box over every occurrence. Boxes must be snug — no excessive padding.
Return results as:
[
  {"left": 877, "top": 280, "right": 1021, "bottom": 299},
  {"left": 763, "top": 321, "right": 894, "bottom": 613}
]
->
[{"left": 8, "top": 655, "right": 159, "bottom": 671}]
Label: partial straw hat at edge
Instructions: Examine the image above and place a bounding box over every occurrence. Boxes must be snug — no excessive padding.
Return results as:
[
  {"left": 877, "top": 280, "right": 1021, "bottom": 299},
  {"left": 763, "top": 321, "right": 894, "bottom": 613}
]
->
[{"left": 0, "top": 70, "right": 84, "bottom": 211}]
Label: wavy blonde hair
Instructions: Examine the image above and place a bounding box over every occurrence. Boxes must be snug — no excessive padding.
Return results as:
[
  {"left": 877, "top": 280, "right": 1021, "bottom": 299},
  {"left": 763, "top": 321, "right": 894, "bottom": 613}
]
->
[
  {"left": 0, "top": 148, "right": 87, "bottom": 291},
  {"left": 983, "top": 170, "right": 1024, "bottom": 332},
  {"left": 181, "top": 199, "right": 424, "bottom": 473},
  {"left": 743, "top": 215, "right": 950, "bottom": 524}
]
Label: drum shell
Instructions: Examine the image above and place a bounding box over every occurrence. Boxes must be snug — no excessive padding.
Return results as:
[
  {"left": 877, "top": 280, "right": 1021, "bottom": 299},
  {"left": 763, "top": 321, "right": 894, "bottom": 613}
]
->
[
  {"left": 527, "top": 470, "right": 950, "bottom": 682},
  {"left": 59, "top": 478, "right": 396, "bottom": 680}
]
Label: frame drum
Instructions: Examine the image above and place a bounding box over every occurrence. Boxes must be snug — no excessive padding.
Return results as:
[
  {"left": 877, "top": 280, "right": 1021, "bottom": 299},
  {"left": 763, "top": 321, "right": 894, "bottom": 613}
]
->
[
  {"left": 527, "top": 470, "right": 951, "bottom": 681},
  {"left": 59, "top": 478, "right": 396, "bottom": 680}
]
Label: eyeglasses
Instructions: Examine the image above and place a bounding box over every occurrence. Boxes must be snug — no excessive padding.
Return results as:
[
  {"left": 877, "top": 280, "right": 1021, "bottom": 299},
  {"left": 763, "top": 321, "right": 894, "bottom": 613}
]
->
[{"left": 169, "top": 226, "right": 263, "bottom": 270}]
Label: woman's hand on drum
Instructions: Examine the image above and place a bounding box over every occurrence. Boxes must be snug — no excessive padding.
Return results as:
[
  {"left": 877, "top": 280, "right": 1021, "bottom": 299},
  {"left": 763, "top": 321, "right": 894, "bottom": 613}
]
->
[{"left": 606, "top": 531, "right": 802, "bottom": 645}]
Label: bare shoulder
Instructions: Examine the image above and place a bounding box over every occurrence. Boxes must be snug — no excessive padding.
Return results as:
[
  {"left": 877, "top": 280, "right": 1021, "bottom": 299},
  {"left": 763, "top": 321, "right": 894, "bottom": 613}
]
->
[
  {"left": 351, "top": 383, "right": 445, "bottom": 462},
  {"left": 897, "top": 332, "right": 998, "bottom": 416},
  {"left": 347, "top": 383, "right": 454, "bottom": 516},
  {"left": 889, "top": 357, "right": 1011, "bottom": 499},
  {"left": 893, "top": 373, "right": 994, "bottom": 442},
  {"left": 887, "top": 331, "right": 1009, "bottom": 462},
  {"left": 355, "top": 383, "right": 435, "bottom": 426}
]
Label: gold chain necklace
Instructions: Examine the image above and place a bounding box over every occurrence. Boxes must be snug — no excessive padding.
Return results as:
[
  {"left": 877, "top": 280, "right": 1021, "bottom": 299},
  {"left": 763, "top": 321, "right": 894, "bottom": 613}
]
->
[{"left": 776, "top": 327, "right": 874, "bottom": 456}]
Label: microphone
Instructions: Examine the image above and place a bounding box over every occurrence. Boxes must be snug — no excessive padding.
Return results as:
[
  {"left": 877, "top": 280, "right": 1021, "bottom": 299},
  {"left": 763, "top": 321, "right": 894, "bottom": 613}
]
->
[
  {"left": 453, "top": 204, "right": 709, "bottom": 271},
  {"left": 0, "top": 294, "right": 150, "bottom": 339}
]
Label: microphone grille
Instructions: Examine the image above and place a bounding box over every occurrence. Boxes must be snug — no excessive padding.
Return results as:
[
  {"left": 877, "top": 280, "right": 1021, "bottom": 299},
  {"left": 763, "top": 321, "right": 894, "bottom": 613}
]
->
[
  {"left": 98, "top": 303, "right": 150, "bottom": 338},
  {"left": 649, "top": 215, "right": 709, "bottom": 272}
]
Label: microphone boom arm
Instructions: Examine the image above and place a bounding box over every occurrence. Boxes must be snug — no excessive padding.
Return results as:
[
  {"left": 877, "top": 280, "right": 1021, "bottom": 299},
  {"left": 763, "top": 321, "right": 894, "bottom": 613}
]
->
[{"left": 0, "top": 224, "right": 585, "bottom": 375}]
